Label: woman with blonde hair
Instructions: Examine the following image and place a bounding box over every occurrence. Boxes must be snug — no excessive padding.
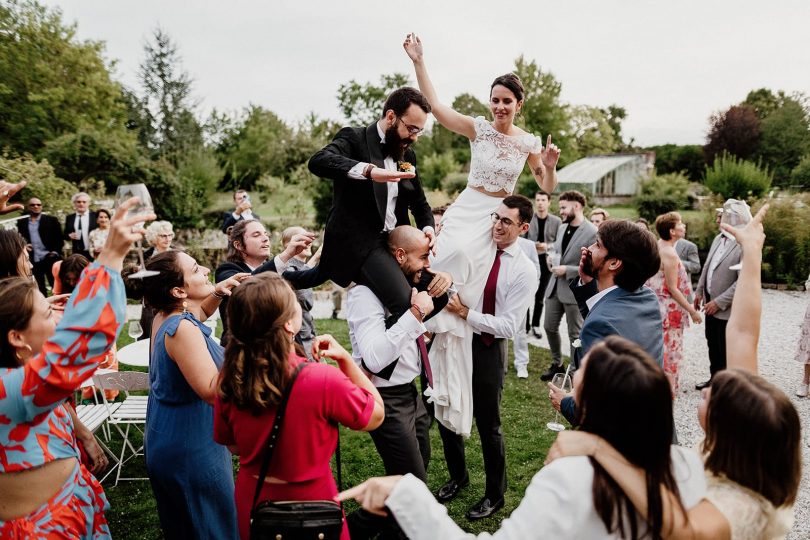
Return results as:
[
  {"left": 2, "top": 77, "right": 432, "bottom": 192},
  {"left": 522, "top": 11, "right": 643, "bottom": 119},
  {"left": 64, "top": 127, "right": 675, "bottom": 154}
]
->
[{"left": 215, "top": 272, "right": 384, "bottom": 540}]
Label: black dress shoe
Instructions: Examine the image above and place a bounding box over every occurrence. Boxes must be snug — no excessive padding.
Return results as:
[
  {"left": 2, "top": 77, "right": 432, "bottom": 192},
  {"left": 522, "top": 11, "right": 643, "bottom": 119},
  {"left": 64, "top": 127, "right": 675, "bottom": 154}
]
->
[
  {"left": 466, "top": 497, "right": 504, "bottom": 520},
  {"left": 695, "top": 379, "right": 712, "bottom": 390},
  {"left": 540, "top": 364, "right": 565, "bottom": 382},
  {"left": 436, "top": 474, "right": 469, "bottom": 502}
]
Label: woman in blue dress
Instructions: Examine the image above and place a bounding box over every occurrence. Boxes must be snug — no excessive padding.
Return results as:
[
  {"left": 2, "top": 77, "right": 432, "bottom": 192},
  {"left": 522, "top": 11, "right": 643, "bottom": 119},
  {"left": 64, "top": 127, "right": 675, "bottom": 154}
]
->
[{"left": 124, "top": 250, "right": 247, "bottom": 539}]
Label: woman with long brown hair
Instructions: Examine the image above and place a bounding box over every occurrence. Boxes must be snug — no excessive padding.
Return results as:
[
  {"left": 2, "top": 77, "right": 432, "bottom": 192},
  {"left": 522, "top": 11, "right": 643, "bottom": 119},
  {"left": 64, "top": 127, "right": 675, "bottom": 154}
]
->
[
  {"left": 214, "top": 272, "right": 384, "bottom": 540},
  {"left": 338, "top": 334, "right": 707, "bottom": 539},
  {"left": 547, "top": 205, "right": 802, "bottom": 539}
]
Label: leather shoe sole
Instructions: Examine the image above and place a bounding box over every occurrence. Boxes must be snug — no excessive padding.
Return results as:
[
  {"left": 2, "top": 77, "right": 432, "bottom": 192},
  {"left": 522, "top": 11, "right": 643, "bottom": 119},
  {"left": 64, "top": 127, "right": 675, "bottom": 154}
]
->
[
  {"left": 436, "top": 475, "right": 469, "bottom": 503},
  {"left": 466, "top": 497, "right": 504, "bottom": 520},
  {"left": 540, "top": 365, "right": 565, "bottom": 382}
]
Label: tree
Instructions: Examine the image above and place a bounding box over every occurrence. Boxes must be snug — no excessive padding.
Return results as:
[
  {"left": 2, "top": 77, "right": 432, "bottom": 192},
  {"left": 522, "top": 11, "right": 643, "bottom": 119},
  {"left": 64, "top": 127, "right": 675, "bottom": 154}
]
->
[
  {"left": 512, "top": 56, "right": 570, "bottom": 163},
  {"left": 427, "top": 92, "right": 489, "bottom": 166},
  {"left": 704, "top": 154, "right": 772, "bottom": 199},
  {"left": 567, "top": 105, "right": 619, "bottom": 160},
  {"left": 0, "top": 0, "right": 125, "bottom": 153},
  {"left": 336, "top": 73, "right": 410, "bottom": 125},
  {"left": 703, "top": 105, "right": 761, "bottom": 163},
  {"left": 742, "top": 88, "right": 784, "bottom": 120},
  {"left": 646, "top": 144, "right": 705, "bottom": 181},
  {"left": 756, "top": 98, "right": 810, "bottom": 186},
  {"left": 790, "top": 155, "right": 810, "bottom": 189},
  {"left": 41, "top": 126, "right": 151, "bottom": 188},
  {"left": 138, "top": 28, "right": 202, "bottom": 160},
  {"left": 634, "top": 172, "right": 693, "bottom": 221}
]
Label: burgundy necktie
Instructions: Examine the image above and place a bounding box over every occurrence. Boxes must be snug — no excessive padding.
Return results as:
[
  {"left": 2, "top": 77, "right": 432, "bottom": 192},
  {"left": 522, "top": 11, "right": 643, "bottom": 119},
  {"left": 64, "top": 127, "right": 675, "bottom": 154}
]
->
[
  {"left": 417, "top": 335, "right": 433, "bottom": 387},
  {"left": 481, "top": 250, "right": 504, "bottom": 346}
]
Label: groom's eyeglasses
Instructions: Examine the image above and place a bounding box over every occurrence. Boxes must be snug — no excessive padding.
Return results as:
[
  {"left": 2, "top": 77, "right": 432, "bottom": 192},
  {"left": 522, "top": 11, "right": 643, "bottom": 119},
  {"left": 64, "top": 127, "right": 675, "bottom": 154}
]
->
[
  {"left": 491, "top": 213, "right": 522, "bottom": 227},
  {"left": 397, "top": 118, "right": 424, "bottom": 136}
]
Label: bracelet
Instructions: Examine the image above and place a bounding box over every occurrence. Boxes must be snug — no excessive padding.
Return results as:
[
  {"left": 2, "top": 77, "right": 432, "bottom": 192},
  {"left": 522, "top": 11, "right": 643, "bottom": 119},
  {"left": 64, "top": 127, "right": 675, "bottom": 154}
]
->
[
  {"left": 363, "top": 163, "right": 375, "bottom": 179},
  {"left": 411, "top": 303, "right": 426, "bottom": 320},
  {"left": 211, "top": 290, "right": 226, "bottom": 299}
]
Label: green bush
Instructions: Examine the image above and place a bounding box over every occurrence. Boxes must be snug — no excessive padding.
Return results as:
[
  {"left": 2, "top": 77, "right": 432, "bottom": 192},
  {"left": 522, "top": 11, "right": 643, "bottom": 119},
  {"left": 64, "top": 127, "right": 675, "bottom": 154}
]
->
[
  {"left": 634, "top": 172, "right": 693, "bottom": 221},
  {"left": 704, "top": 154, "right": 772, "bottom": 199},
  {"left": 790, "top": 155, "right": 810, "bottom": 189},
  {"left": 759, "top": 194, "right": 810, "bottom": 284},
  {"left": 1, "top": 154, "right": 78, "bottom": 218},
  {"left": 147, "top": 149, "right": 221, "bottom": 228},
  {"left": 441, "top": 172, "right": 469, "bottom": 196},
  {"left": 418, "top": 152, "right": 460, "bottom": 191}
]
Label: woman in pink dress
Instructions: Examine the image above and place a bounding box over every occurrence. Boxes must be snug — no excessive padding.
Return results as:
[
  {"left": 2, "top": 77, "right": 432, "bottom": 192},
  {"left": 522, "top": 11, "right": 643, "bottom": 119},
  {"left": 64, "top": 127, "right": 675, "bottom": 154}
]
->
[{"left": 647, "top": 212, "right": 702, "bottom": 394}]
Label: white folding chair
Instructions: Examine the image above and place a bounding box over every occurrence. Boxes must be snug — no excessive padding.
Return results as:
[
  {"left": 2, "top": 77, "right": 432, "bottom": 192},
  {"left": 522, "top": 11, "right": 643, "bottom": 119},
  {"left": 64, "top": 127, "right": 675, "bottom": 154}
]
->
[
  {"left": 93, "top": 371, "right": 150, "bottom": 486},
  {"left": 74, "top": 402, "right": 121, "bottom": 482}
]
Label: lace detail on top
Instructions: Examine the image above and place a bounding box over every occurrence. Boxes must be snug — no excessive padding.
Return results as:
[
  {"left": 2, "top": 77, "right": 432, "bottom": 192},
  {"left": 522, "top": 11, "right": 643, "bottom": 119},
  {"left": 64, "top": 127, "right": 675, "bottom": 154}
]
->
[
  {"left": 705, "top": 474, "right": 793, "bottom": 540},
  {"left": 467, "top": 116, "right": 542, "bottom": 194}
]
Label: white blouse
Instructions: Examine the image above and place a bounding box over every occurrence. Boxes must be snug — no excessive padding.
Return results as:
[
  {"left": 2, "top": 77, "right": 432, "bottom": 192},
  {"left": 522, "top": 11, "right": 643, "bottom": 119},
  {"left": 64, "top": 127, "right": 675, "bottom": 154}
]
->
[
  {"left": 387, "top": 446, "right": 707, "bottom": 539},
  {"left": 705, "top": 474, "right": 793, "bottom": 540},
  {"left": 467, "top": 116, "right": 542, "bottom": 194}
]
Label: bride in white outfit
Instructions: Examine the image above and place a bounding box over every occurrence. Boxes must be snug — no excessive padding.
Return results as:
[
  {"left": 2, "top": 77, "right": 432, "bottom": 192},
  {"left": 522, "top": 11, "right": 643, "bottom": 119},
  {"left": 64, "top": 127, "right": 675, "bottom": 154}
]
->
[{"left": 404, "top": 33, "right": 560, "bottom": 435}]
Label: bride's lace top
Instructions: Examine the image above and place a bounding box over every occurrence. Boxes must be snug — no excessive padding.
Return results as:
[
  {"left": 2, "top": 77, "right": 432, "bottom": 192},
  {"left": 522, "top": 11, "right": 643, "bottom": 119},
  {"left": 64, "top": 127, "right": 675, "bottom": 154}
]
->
[
  {"left": 705, "top": 474, "right": 793, "bottom": 540},
  {"left": 467, "top": 116, "right": 542, "bottom": 194}
]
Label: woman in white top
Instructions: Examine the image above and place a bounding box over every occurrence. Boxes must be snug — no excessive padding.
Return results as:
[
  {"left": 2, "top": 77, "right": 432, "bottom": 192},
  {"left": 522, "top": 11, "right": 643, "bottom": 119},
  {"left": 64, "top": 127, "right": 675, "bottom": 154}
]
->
[
  {"left": 339, "top": 335, "right": 707, "bottom": 539},
  {"left": 87, "top": 208, "right": 111, "bottom": 259},
  {"left": 403, "top": 34, "right": 560, "bottom": 435},
  {"left": 547, "top": 205, "right": 802, "bottom": 540}
]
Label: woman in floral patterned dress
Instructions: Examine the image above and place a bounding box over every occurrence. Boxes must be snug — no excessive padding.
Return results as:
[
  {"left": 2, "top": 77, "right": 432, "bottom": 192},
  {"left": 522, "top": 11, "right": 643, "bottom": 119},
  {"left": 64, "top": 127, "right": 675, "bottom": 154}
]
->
[{"left": 646, "top": 212, "right": 702, "bottom": 394}]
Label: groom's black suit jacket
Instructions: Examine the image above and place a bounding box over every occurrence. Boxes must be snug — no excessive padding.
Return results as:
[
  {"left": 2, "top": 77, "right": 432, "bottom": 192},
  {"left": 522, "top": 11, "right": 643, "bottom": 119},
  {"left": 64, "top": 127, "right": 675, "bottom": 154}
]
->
[{"left": 308, "top": 123, "right": 434, "bottom": 287}]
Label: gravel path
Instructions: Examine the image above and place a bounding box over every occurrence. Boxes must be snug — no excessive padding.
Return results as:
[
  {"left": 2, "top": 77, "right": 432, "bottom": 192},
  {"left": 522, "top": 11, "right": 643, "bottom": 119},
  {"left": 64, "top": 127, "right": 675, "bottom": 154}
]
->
[{"left": 674, "top": 289, "right": 810, "bottom": 539}]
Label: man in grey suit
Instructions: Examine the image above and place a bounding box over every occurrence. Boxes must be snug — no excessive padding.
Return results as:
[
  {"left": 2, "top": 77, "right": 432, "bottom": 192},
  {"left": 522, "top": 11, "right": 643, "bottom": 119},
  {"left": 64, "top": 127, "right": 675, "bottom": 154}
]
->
[
  {"left": 693, "top": 208, "right": 741, "bottom": 389},
  {"left": 540, "top": 191, "right": 598, "bottom": 381},
  {"left": 675, "top": 223, "right": 701, "bottom": 301},
  {"left": 526, "top": 190, "right": 562, "bottom": 338}
]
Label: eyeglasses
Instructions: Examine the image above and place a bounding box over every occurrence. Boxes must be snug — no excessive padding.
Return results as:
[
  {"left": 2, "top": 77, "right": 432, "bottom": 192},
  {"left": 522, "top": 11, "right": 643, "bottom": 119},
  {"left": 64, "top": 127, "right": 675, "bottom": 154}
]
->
[
  {"left": 491, "top": 213, "right": 522, "bottom": 227},
  {"left": 157, "top": 233, "right": 174, "bottom": 239},
  {"left": 397, "top": 118, "right": 424, "bottom": 136},
  {"left": 28, "top": 203, "right": 42, "bottom": 207}
]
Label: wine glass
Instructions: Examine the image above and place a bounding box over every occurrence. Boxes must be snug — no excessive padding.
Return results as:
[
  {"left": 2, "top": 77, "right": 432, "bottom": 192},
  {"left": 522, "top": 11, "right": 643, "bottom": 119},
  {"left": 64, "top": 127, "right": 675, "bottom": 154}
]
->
[
  {"left": 128, "top": 321, "right": 144, "bottom": 341},
  {"left": 115, "top": 183, "right": 159, "bottom": 279},
  {"left": 546, "top": 246, "right": 559, "bottom": 271},
  {"left": 720, "top": 199, "right": 752, "bottom": 271},
  {"left": 547, "top": 370, "right": 573, "bottom": 432}
]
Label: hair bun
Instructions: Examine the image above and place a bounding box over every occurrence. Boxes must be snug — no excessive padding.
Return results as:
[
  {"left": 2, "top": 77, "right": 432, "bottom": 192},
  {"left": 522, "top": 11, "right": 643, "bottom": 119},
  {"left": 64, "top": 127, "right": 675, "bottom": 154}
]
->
[{"left": 121, "top": 264, "right": 147, "bottom": 300}]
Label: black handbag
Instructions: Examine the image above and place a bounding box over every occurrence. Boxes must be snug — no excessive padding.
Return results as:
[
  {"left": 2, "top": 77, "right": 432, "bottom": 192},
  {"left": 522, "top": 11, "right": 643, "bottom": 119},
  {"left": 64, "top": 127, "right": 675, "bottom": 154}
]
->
[{"left": 249, "top": 363, "right": 344, "bottom": 540}]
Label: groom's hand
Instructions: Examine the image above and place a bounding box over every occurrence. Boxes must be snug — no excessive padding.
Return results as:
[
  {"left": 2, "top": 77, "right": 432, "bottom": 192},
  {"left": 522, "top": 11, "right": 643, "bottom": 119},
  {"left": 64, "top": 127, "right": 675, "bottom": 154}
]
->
[{"left": 370, "top": 168, "right": 415, "bottom": 183}]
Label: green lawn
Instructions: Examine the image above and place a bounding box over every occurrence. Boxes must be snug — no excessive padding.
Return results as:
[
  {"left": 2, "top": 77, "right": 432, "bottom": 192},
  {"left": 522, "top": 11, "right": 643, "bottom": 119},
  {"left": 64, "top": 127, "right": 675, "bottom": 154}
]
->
[{"left": 103, "top": 319, "right": 564, "bottom": 538}]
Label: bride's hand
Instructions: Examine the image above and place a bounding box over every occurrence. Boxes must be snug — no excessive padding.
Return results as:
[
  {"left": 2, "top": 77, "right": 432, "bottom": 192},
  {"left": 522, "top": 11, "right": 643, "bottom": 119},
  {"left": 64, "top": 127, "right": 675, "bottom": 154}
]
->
[
  {"left": 403, "top": 33, "right": 423, "bottom": 63},
  {"left": 541, "top": 134, "right": 561, "bottom": 170}
]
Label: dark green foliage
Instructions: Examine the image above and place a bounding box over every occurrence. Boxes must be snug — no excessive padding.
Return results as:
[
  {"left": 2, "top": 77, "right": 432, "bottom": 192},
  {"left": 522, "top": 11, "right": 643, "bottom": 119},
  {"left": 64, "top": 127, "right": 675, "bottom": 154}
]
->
[
  {"left": 419, "top": 152, "right": 461, "bottom": 190},
  {"left": 704, "top": 154, "right": 772, "bottom": 199},
  {"left": 755, "top": 99, "right": 810, "bottom": 186},
  {"left": 336, "top": 73, "right": 410, "bottom": 126},
  {"left": 646, "top": 144, "right": 705, "bottom": 181},
  {"left": 634, "top": 172, "right": 693, "bottom": 221},
  {"left": 759, "top": 195, "right": 810, "bottom": 285},
  {"left": 703, "top": 105, "right": 761, "bottom": 164},
  {"left": 790, "top": 155, "right": 810, "bottom": 189}
]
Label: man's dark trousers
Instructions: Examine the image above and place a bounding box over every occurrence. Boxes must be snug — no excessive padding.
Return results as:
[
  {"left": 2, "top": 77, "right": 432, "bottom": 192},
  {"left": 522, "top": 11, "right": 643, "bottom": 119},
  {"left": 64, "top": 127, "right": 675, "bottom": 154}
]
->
[
  {"left": 348, "top": 382, "right": 431, "bottom": 540},
  {"left": 531, "top": 261, "right": 552, "bottom": 328},
  {"left": 705, "top": 314, "right": 728, "bottom": 376},
  {"left": 32, "top": 253, "right": 61, "bottom": 295},
  {"left": 438, "top": 334, "right": 507, "bottom": 501}
]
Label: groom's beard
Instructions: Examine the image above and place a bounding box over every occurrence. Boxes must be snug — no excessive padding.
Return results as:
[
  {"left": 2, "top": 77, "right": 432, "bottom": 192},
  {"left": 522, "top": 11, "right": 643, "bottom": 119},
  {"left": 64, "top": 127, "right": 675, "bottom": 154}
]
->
[{"left": 382, "top": 125, "right": 411, "bottom": 161}]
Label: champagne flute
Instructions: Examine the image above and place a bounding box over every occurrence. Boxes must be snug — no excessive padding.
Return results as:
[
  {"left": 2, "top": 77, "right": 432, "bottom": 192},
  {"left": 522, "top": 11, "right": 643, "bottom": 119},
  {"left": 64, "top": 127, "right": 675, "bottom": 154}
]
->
[
  {"left": 115, "top": 183, "right": 159, "bottom": 278},
  {"left": 547, "top": 370, "right": 573, "bottom": 432},
  {"left": 128, "top": 321, "right": 144, "bottom": 341}
]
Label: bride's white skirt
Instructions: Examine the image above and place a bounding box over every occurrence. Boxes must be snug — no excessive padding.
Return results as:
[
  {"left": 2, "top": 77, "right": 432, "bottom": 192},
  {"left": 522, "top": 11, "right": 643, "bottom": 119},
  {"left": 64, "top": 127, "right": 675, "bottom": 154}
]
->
[{"left": 425, "top": 187, "right": 502, "bottom": 436}]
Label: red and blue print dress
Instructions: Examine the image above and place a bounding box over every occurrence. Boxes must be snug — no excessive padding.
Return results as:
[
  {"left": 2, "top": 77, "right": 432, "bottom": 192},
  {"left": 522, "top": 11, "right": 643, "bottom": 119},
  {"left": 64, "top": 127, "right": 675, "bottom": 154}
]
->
[{"left": 0, "top": 264, "right": 125, "bottom": 539}]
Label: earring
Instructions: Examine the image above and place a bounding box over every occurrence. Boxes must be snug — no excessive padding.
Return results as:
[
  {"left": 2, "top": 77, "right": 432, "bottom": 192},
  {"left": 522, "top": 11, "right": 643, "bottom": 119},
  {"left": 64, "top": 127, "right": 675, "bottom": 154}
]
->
[
  {"left": 182, "top": 301, "right": 188, "bottom": 314},
  {"left": 14, "top": 344, "right": 33, "bottom": 362}
]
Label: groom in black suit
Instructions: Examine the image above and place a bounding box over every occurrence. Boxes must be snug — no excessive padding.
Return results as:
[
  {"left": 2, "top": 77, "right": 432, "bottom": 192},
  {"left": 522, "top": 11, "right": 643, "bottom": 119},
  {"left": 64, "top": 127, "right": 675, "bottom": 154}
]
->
[{"left": 288, "top": 87, "right": 439, "bottom": 322}]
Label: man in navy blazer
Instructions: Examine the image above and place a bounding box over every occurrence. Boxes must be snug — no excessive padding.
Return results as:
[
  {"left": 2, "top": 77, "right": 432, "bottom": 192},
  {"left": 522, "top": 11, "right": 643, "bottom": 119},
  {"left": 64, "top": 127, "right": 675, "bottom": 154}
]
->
[{"left": 550, "top": 219, "right": 663, "bottom": 424}]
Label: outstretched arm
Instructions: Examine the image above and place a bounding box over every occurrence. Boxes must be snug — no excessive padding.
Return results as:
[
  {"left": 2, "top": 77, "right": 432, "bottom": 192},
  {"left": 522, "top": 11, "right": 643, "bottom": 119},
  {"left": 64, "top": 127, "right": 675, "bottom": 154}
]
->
[
  {"left": 722, "top": 205, "right": 768, "bottom": 374},
  {"left": 403, "top": 34, "right": 476, "bottom": 140}
]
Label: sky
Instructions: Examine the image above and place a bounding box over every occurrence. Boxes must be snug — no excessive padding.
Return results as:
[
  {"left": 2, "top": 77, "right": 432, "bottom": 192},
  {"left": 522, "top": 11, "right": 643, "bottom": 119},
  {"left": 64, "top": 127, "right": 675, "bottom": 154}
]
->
[{"left": 42, "top": 0, "right": 810, "bottom": 147}]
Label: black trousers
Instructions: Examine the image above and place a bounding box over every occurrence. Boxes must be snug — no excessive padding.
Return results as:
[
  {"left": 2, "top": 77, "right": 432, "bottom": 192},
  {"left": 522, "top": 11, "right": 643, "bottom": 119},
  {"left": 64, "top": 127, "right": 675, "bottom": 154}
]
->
[
  {"left": 705, "top": 314, "right": 728, "bottom": 376},
  {"left": 438, "top": 334, "right": 507, "bottom": 501},
  {"left": 348, "top": 381, "right": 430, "bottom": 540},
  {"left": 531, "top": 263, "right": 552, "bottom": 328},
  {"left": 32, "top": 253, "right": 60, "bottom": 295}
]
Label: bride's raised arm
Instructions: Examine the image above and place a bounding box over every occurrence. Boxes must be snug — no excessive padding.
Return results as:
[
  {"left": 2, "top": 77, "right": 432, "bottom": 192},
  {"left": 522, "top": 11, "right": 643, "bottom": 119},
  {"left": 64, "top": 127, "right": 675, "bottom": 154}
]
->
[{"left": 403, "top": 33, "right": 476, "bottom": 140}]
